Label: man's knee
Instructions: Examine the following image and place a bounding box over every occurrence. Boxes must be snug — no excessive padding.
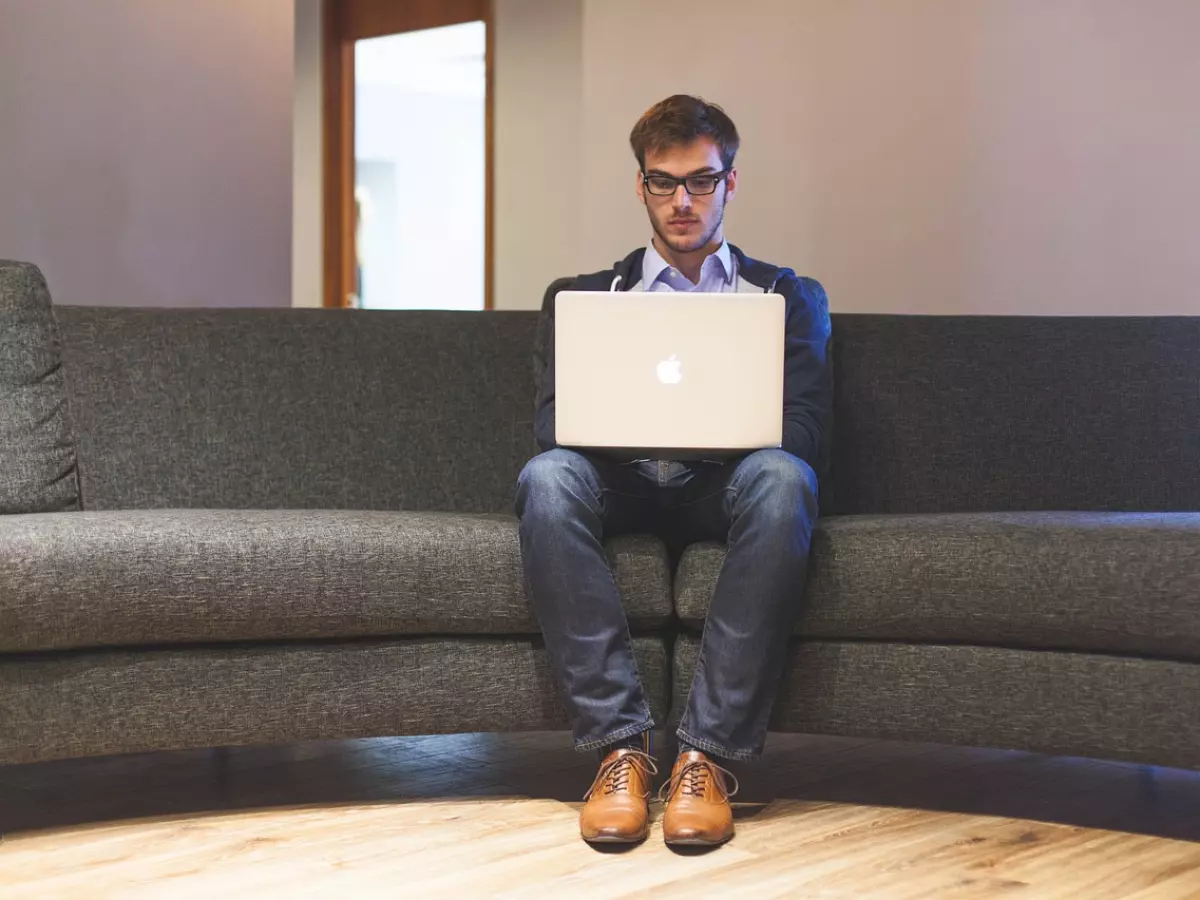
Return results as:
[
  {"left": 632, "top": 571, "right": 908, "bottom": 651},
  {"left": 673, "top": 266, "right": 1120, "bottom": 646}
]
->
[
  {"left": 515, "top": 449, "right": 598, "bottom": 517},
  {"left": 734, "top": 450, "right": 818, "bottom": 515}
]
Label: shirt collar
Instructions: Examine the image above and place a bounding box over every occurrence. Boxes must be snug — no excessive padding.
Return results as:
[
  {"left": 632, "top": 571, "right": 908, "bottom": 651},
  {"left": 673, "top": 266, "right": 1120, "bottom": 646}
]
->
[{"left": 642, "top": 239, "right": 734, "bottom": 288}]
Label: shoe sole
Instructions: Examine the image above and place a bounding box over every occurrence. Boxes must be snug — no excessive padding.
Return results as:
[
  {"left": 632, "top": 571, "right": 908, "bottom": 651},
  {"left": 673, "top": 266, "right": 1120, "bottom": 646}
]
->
[
  {"left": 664, "top": 835, "right": 733, "bottom": 848},
  {"left": 583, "top": 832, "right": 650, "bottom": 845}
]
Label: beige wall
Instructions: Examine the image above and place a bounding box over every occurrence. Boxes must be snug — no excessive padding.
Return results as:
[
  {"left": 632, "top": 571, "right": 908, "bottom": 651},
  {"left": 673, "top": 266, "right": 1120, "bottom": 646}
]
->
[
  {"left": 493, "top": 0, "right": 585, "bottom": 312},
  {"left": 24, "top": 3, "right": 1186, "bottom": 314},
  {"left": 0, "top": 0, "right": 294, "bottom": 308},
  {"left": 495, "top": 0, "right": 1200, "bottom": 314},
  {"left": 292, "top": 0, "right": 324, "bottom": 309}
]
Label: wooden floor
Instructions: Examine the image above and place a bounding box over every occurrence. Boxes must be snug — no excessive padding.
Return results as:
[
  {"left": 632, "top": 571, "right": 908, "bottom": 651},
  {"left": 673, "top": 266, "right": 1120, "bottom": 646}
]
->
[{"left": 2, "top": 732, "right": 1198, "bottom": 898}]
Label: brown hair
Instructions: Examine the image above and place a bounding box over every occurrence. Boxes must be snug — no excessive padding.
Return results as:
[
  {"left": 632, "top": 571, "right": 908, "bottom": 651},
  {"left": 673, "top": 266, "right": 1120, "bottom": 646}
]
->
[{"left": 629, "top": 94, "right": 740, "bottom": 171}]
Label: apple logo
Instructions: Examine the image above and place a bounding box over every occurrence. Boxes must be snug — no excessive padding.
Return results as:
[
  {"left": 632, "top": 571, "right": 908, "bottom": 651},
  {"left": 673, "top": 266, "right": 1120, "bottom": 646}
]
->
[{"left": 656, "top": 354, "right": 683, "bottom": 385}]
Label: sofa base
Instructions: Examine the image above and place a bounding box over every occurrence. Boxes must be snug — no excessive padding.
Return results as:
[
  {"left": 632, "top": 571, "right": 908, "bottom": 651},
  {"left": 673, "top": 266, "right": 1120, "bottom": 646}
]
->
[
  {"left": 673, "top": 635, "right": 1200, "bottom": 770},
  {"left": 0, "top": 636, "right": 669, "bottom": 766}
]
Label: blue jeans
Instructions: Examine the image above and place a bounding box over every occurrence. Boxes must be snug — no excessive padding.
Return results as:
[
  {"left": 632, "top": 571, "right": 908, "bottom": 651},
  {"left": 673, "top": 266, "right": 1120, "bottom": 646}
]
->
[{"left": 514, "top": 448, "right": 818, "bottom": 762}]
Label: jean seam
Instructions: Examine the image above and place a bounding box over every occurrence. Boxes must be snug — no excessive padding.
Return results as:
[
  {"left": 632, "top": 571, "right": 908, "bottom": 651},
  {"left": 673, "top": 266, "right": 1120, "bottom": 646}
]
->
[
  {"left": 676, "top": 591, "right": 714, "bottom": 750},
  {"left": 676, "top": 482, "right": 749, "bottom": 757},
  {"left": 593, "top": 491, "right": 656, "bottom": 752},
  {"left": 575, "top": 719, "right": 655, "bottom": 752},
  {"left": 617, "top": 610, "right": 655, "bottom": 738},
  {"left": 676, "top": 728, "right": 760, "bottom": 762}
]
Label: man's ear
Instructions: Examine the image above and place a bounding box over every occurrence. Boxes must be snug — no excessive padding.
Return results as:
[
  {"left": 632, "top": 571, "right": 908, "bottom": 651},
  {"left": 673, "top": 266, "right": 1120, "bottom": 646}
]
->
[
  {"left": 635, "top": 169, "right": 646, "bottom": 204},
  {"left": 725, "top": 167, "right": 738, "bottom": 202}
]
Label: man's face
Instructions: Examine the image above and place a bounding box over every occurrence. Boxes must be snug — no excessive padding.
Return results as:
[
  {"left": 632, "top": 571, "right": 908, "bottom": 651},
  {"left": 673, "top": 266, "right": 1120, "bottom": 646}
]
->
[{"left": 636, "top": 137, "right": 737, "bottom": 254}]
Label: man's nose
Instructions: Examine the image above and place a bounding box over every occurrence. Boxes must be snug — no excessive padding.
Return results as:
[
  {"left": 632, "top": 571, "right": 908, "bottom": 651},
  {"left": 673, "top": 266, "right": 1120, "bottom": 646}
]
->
[{"left": 673, "top": 185, "right": 692, "bottom": 211}]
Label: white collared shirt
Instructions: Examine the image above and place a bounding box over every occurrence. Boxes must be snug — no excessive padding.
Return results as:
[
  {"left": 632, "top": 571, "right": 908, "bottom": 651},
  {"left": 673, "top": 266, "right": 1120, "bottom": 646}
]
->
[{"left": 638, "top": 240, "right": 737, "bottom": 292}]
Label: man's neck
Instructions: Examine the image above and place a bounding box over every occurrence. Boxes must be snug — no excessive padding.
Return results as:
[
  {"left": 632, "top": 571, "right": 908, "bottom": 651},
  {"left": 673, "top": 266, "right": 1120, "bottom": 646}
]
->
[{"left": 652, "top": 234, "right": 724, "bottom": 285}]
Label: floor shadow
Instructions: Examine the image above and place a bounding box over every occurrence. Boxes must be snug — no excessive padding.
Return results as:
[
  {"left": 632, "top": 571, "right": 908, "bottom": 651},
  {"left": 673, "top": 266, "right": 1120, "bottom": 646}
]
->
[
  {"left": 3, "top": 735, "right": 1198, "bottom": 843},
  {"left": 666, "top": 843, "right": 727, "bottom": 857},
  {"left": 585, "top": 840, "right": 644, "bottom": 855},
  {"left": 731, "top": 802, "right": 771, "bottom": 821}
]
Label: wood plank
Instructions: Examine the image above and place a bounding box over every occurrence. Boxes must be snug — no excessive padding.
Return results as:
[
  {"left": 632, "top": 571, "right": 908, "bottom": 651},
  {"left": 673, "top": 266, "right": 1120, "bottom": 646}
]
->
[{"left": 2, "top": 734, "right": 1199, "bottom": 897}]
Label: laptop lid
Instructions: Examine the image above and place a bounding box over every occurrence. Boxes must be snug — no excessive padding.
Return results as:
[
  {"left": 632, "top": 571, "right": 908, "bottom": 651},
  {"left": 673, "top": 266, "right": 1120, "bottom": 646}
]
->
[{"left": 554, "top": 291, "right": 785, "bottom": 457}]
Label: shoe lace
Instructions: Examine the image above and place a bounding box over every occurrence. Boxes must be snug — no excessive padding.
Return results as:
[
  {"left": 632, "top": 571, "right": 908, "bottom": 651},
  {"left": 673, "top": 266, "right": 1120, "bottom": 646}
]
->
[
  {"left": 584, "top": 750, "right": 659, "bottom": 800},
  {"left": 658, "top": 758, "right": 740, "bottom": 803}
]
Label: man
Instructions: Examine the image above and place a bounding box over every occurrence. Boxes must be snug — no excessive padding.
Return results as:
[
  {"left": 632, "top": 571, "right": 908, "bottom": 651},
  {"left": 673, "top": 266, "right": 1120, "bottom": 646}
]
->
[{"left": 515, "top": 95, "right": 832, "bottom": 848}]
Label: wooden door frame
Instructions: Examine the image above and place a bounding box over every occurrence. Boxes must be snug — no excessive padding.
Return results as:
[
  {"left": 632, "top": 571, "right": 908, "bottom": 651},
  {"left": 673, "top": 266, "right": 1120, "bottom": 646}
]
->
[{"left": 322, "top": 0, "right": 494, "bottom": 309}]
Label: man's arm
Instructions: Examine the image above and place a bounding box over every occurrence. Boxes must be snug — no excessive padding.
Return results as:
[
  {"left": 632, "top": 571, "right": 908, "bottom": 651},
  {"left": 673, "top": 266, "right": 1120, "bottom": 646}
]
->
[{"left": 779, "top": 275, "right": 834, "bottom": 473}]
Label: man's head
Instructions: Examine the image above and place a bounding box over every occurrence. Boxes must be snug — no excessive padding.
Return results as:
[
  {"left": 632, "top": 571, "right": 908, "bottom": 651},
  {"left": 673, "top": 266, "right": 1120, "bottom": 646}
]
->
[{"left": 630, "top": 95, "right": 740, "bottom": 256}]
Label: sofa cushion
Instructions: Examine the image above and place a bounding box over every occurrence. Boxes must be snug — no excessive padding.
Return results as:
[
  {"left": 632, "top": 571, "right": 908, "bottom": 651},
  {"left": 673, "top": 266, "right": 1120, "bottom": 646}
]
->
[
  {"left": 0, "top": 261, "right": 80, "bottom": 515},
  {"left": 0, "top": 510, "right": 672, "bottom": 653},
  {"left": 1, "top": 636, "right": 670, "bottom": 765},
  {"left": 672, "top": 635, "right": 1200, "bottom": 770},
  {"left": 675, "top": 512, "right": 1200, "bottom": 660}
]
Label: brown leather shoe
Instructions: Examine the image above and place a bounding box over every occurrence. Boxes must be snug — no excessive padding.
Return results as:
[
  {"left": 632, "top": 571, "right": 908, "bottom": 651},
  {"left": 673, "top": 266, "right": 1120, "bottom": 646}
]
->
[
  {"left": 579, "top": 742, "right": 658, "bottom": 844},
  {"left": 660, "top": 750, "right": 739, "bottom": 847}
]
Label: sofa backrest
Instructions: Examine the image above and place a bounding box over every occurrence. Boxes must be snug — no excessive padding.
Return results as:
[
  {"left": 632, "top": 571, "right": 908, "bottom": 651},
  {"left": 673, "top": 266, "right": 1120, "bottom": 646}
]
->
[
  {"left": 52, "top": 303, "right": 1199, "bottom": 516},
  {"left": 55, "top": 306, "right": 539, "bottom": 514},
  {"left": 829, "top": 314, "right": 1200, "bottom": 514}
]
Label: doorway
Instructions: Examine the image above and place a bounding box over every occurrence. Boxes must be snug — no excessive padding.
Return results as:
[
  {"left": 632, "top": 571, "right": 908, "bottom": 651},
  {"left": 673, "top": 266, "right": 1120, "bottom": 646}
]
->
[{"left": 323, "top": 0, "right": 492, "bottom": 310}]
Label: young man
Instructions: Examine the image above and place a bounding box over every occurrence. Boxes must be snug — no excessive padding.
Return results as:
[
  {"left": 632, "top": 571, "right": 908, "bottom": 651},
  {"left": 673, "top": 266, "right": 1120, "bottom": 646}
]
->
[{"left": 516, "top": 95, "right": 832, "bottom": 847}]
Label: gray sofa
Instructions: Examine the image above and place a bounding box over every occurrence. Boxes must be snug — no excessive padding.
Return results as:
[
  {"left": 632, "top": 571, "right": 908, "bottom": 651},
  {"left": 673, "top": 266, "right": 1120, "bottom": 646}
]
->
[{"left": 2, "top": 259, "right": 1198, "bottom": 772}]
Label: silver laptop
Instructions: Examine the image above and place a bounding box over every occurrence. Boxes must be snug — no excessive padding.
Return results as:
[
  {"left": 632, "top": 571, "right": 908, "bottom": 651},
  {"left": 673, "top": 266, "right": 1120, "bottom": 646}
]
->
[{"left": 554, "top": 291, "right": 785, "bottom": 458}]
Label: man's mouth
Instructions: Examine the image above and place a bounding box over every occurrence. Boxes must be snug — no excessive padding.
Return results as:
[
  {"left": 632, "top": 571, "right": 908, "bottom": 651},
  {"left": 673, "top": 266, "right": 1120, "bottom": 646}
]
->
[{"left": 668, "top": 218, "right": 698, "bottom": 228}]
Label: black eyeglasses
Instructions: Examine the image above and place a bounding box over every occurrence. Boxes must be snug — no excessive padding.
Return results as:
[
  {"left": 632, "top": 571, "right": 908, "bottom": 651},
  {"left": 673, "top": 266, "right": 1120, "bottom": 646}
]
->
[{"left": 641, "top": 169, "right": 730, "bottom": 196}]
